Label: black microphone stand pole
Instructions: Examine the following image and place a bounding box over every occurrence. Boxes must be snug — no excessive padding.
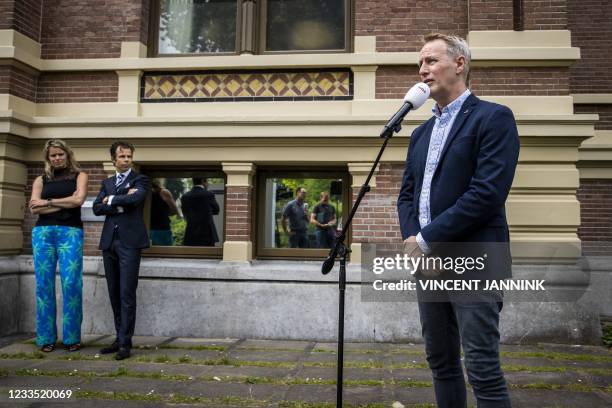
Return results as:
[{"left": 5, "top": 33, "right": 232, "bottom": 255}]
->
[{"left": 322, "top": 117, "right": 404, "bottom": 408}]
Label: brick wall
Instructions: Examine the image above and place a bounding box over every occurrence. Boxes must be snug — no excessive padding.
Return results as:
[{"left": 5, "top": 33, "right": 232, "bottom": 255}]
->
[
  {"left": 471, "top": 67, "right": 570, "bottom": 96},
  {"left": 225, "top": 186, "right": 252, "bottom": 242},
  {"left": 468, "top": 0, "right": 514, "bottom": 31},
  {"left": 0, "top": 0, "right": 42, "bottom": 41},
  {"left": 376, "top": 66, "right": 570, "bottom": 99},
  {"left": 36, "top": 72, "right": 118, "bottom": 103},
  {"left": 569, "top": 0, "right": 612, "bottom": 94},
  {"left": 575, "top": 105, "right": 612, "bottom": 130},
  {"left": 23, "top": 163, "right": 107, "bottom": 256},
  {"left": 352, "top": 163, "right": 403, "bottom": 245},
  {"left": 0, "top": 66, "right": 38, "bottom": 102},
  {"left": 355, "top": 0, "right": 468, "bottom": 52},
  {"left": 523, "top": 0, "right": 567, "bottom": 30},
  {"left": 577, "top": 179, "right": 612, "bottom": 256},
  {"left": 41, "top": 0, "right": 148, "bottom": 59}
]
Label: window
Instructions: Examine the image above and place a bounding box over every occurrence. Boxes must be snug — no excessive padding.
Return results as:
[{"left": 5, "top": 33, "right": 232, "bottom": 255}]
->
[
  {"left": 151, "top": 0, "right": 352, "bottom": 56},
  {"left": 256, "top": 170, "right": 350, "bottom": 259},
  {"left": 142, "top": 167, "right": 225, "bottom": 258}
]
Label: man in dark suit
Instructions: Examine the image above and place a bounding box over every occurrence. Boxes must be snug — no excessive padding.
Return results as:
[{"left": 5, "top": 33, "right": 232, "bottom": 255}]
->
[
  {"left": 93, "top": 141, "right": 150, "bottom": 360},
  {"left": 397, "top": 34, "right": 519, "bottom": 408},
  {"left": 181, "top": 178, "right": 220, "bottom": 246}
]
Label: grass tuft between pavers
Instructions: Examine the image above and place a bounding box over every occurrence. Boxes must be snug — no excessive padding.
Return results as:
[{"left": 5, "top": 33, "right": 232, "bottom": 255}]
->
[
  {"left": 500, "top": 350, "right": 612, "bottom": 363},
  {"left": 76, "top": 390, "right": 270, "bottom": 407},
  {"left": 76, "top": 390, "right": 434, "bottom": 408}
]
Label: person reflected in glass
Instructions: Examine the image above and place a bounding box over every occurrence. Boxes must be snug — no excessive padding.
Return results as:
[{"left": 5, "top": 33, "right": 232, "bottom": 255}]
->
[
  {"left": 29, "top": 139, "right": 88, "bottom": 353},
  {"left": 150, "top": 179, "right": 179, "bottom": 246},
  {"left": 181, "top": 178, "right": 220, "bottom": 246},
  {"left": 281, "top": 187, "right": 309, "bottom": 248},
  {"left": 311, "top": 191, "right": 337, "bottom": 248}
]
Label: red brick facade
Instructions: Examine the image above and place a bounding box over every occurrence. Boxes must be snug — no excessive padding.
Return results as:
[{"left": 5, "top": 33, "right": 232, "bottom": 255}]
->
[
  {"left": 41, "top": 0, "right": 149, "bottom": 59},
  {"left": 569, "top": 0, "right": 612, "bottom": 94},
  {"left": 0, "top": 0, "right": 42, "bottom": 41},
  {"left": 23, "top": 163, "right": 108, "bottom": 256},
  {"left": 471, "top": 67, "right": 570, "bottom": 96},
  {"left": 523, "top": 0, "right": 567, "bottom": 30},
  {"left": 376, "top": 66, "right": 570, "bottom": 99},
  {"left": 575, "top": 105, "right": 612, "bottom": 131},
  {"left": 0, "top": 66, "right": 38, "bottom": 102},
  {"left": 468, "top": 0, "right": 514, "bottom": 31},
  {"left": 225, "top": 186, "right": 253, "bottom": 242},
  {"left": 354, "top": 0, "right": 468, "bottom": 52},
  {"left": 352, "top": 163, "right": 403, "bottom": 245},
  {"left": 36, "top": 72, "right": 118, "bottom": 103},
  {"left": 577, "top": 179, "right": 612, "bottom": 256}
]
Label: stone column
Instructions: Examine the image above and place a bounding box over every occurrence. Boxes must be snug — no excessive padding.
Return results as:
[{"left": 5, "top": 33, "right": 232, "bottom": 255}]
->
[
  {"left": 0, "top": 134, "right": 27, "bottom": 254},
  {"left": 222, "top": 163, "right": 255, "bottom": 261}
]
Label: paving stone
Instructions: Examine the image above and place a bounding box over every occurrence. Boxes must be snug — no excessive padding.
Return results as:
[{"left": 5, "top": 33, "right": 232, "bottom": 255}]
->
[
  {"left": 283, "top": 384, "right": 384, "bottom": 405},
  {"left": 501, "top": 356, "right": 611, "bottom": 370},
  {"left": 297, "top": 366, "right": 385, "bottom": 382},
  {"left": 237, "top": 340, "right": 311, "bottom": 351},
  {"left": 313, "top": 341, "right": 392, "bottom": 353},
  {"left": 167, "top": 337, "right": 238, "bottom": 348},
  {"left": 505, "top": 370, "right": 611, "bottom": 388},
  {"left": 510, "top": 388, "right": 611, "bottom": 407},
  {"left": 227, "top": 350, "right": 302, "bottom": 363}
]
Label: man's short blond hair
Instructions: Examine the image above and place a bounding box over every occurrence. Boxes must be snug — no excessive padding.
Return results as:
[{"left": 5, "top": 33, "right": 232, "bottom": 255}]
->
[{"left": 424, "top": 33, "right": 471, "bottom": 85}]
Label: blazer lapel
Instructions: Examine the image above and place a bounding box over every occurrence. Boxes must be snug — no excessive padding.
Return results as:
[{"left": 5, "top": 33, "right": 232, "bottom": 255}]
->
[
  {"left": 415, "top": 118, "right": 436, "bottom": 179},
  {"left": 107, "top": 176, "right": 118, "bottom": 195},
  {"left": 435, "top": 94, "right": 478, "bottom": 169}
]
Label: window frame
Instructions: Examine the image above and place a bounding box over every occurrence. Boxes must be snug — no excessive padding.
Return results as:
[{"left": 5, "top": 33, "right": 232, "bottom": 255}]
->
[
  {"left": 140, "top": 165, "right": 225, "bottom": 259},
  {"left": 255, "top": 168, "right": 351, "bottom": 260},
  {"left": 258, "top": 0, "right": 353, "bottom": 55},
  {"left": 149, "top": 0, "right": 353, "bottom": 57},
  {"left": 149, "top": 0, "right": 244, "bottom": 57}
]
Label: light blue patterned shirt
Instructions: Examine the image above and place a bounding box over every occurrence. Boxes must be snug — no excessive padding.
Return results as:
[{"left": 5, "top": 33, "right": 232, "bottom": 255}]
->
[{"left": 416, "top": 89, "right": 471, "bottom": 253}]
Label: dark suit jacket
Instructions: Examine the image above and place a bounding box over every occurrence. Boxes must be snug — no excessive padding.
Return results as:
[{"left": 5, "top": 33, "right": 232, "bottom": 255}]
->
[
  {"left": 181, "top": 186, "right": 220, "bottom": 246},
  {"left": 397, "top": 94, "right": 520, "bottom": 279},
  {"left": 93, "top": 171, "right": 151, "bottom": 250}
]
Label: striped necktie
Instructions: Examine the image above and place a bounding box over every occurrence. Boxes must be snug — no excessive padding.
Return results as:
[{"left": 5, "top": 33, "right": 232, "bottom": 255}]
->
[{"left": 115, "top": 173, "right": 125, "bottom": 187}]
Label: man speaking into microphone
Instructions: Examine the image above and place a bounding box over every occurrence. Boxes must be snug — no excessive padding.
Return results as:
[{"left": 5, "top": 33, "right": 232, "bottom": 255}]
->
[{"left": 397, "top": 34, "right": 519, "bottom": 407}]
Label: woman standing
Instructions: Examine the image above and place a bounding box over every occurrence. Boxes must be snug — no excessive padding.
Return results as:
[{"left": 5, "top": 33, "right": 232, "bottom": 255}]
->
[{"left": 29, "top": 139, "right": 88, "bottom": 352}]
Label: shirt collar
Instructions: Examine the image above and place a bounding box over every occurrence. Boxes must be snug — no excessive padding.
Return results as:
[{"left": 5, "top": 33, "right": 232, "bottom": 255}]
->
[
  {"left": 115, "top": 168, "right": 132, "bottom": 178},
  {"left": 432, "top": 89, "right": 471, "bottom": 118}
]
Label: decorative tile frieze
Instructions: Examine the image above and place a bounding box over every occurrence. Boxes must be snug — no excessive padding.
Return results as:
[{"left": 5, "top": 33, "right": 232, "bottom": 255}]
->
[{"left": 141, "top": 69, "right": 352, "bottom": 102}]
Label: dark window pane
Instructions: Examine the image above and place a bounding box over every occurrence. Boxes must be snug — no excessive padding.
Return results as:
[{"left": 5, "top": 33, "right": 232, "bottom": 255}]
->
[
  {"left": 150, "top": 176, "right": 224, "bottom": 247},
  {"left": 266, "top": 0, "right": 346, "bottom": 51},
  {"left": 263, "top": 177, "right": 343, "bottom": 249},
  {"left": 159, "top": 0, "right": 237, "bottom": 54}
]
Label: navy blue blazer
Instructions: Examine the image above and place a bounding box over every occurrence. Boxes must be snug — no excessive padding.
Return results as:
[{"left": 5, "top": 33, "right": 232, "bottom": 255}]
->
[
  {"left": 93, "top": 170, "right": 151, "bottom": 250},
  {"left": 397, "top": 94, "right": 520, "bottom": 279}
]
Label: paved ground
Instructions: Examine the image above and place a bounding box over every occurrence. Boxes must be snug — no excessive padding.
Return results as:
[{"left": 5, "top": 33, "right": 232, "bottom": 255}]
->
[{"left": 0, "top": 334, "right": 610, "bottom": 407}]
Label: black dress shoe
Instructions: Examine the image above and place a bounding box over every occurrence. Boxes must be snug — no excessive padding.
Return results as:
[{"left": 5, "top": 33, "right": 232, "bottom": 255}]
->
[
  {"left": 115, "top": 347, "right": 131, "bottom": 360},
  {"left": 99, "top": 341, "right": 120, "bottom": 354}
]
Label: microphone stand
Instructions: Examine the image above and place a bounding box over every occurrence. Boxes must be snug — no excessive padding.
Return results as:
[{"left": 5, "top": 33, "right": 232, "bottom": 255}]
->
[{"left": 322, "top": 117, "right": 404, "bottom": 408}]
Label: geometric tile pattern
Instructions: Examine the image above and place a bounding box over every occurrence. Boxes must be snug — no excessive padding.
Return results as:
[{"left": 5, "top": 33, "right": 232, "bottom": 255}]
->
[{"left": 141, "top": 70, "right": 352, "bottom": 102}]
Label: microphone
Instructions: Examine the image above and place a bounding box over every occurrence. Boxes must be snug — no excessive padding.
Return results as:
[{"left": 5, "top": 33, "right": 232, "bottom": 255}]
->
[{"left": 380, "top": 82, "right": 430, "bottom": 138}]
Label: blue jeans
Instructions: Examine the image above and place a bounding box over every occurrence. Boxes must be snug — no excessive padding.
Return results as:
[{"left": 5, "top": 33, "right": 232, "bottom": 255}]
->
[
  {"left": 289, "top": 231, "right": 308, "bottom": 248},
  {"left": 417, "top": 288, "right": 511, "bottom": 408},
  {"left": 315, "top": 228, "right": 335, "bottom": 248}
]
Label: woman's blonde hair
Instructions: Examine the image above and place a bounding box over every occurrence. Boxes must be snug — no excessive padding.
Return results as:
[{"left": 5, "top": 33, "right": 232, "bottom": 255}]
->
[{"left": 43, "top": 139, "right": 81, "bottom": 179}]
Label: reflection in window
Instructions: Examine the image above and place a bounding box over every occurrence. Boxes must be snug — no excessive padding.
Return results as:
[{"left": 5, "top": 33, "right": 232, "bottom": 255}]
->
[
  {"left": 264, "top": 177, "right": 343, "bottom": 249},
  {"left": 159, "top": 0, "right": 237, "bottom": 54},
  {"left": 150, "top": 176, "right": 224, "bottom": 247},
  {"left": 266, "top": 0, "right": 346, "bottom": 51}
]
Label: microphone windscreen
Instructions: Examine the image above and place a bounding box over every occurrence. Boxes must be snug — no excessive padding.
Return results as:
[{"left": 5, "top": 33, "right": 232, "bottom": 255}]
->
[{"left": 403, "top": 82, "right": 430, "bottom": 109}]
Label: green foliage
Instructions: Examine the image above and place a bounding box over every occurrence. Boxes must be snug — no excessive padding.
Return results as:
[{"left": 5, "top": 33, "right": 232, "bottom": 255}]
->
[
  {"left": 169, "top": 215, "right": 185, "bottom": 245},
  {"left": 603, "top": 323, "right": 612, "bottom": 348}
]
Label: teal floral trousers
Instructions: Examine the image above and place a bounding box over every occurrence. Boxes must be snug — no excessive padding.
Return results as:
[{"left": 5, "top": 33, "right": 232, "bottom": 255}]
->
[{"left": 32, "top": 225, "right": 83, "bottom": 346}]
